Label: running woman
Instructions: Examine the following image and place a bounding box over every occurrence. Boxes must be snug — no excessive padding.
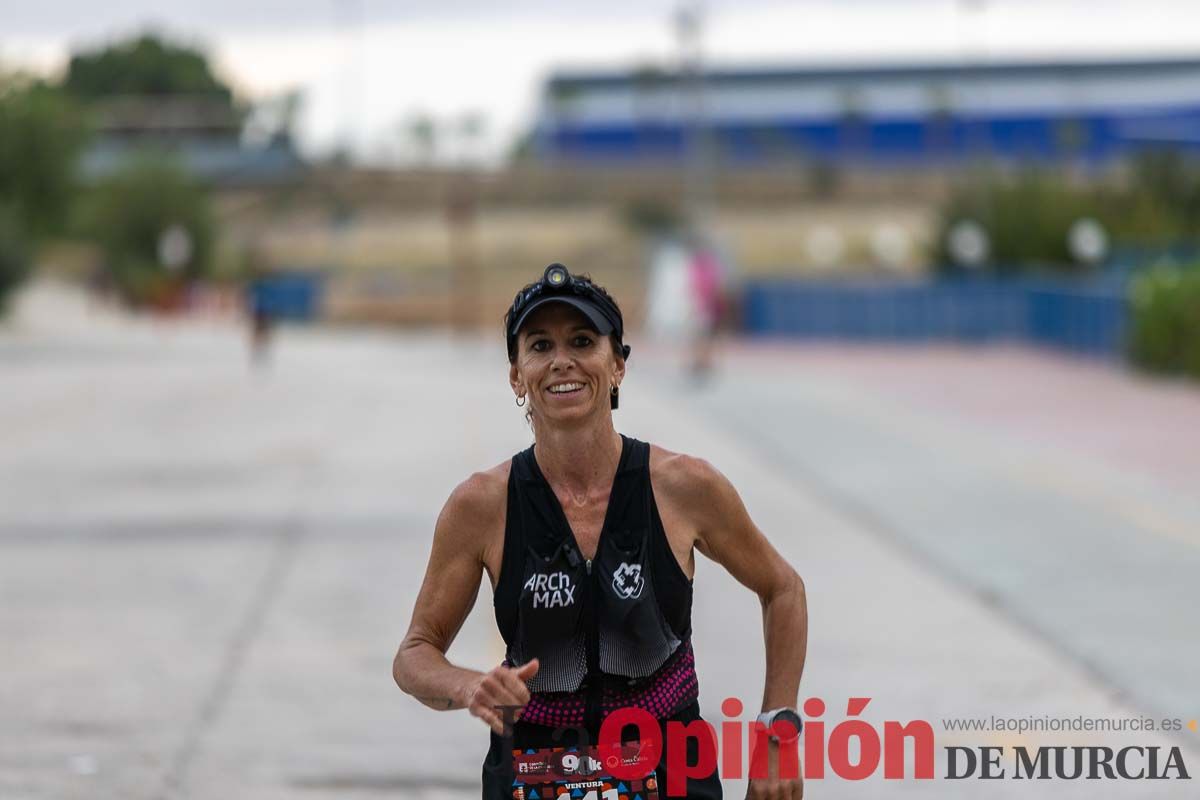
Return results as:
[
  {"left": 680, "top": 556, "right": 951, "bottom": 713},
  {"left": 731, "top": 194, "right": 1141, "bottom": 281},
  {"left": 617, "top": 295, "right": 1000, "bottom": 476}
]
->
[{"left": 393, "top": 264, "right": 807, "bottom": 799}]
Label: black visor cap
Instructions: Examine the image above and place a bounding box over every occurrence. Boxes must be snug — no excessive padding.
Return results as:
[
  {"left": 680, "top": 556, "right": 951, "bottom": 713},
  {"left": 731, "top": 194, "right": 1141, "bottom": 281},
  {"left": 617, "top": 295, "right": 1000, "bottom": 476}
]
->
[{"left": 509, "top": 295, "right": 617, "bottom": 345}]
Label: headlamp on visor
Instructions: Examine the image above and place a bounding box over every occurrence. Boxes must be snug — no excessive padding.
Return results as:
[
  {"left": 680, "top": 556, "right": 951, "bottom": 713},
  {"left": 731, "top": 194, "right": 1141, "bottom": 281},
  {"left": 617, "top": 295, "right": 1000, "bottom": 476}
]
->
[{"left": 545, "top": 264, "right": 569, "bottom": 287}]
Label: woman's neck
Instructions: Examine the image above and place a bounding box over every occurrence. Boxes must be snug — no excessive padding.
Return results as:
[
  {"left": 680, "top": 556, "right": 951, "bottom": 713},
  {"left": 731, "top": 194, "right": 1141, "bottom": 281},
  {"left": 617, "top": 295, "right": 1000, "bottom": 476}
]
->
[{"left": 532, "top": 419, "right": 623, "bottom": 495}]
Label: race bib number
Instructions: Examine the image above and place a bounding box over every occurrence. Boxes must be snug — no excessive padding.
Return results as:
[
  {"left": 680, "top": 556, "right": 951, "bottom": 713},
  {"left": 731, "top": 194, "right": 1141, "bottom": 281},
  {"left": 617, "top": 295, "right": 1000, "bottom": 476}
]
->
[{"left": 510, "top": 743, "right": 659, "bottom": 800}]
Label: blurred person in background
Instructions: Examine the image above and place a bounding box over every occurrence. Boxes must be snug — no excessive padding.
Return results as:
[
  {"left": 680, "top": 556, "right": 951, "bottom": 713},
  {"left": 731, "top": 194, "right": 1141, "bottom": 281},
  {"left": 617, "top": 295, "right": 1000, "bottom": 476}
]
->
[
  {"left": 393, "top": 263, "right": 807, "bottom": 799},
  {"left": 645, "top": 231, "right": 733, "bottom": 383},
  {"left": 645, "top": 235, "right": 696, "bottom": 343},
  {"left": 244, "top": 263, "right": 275, "bottom": 368},
  {"left": 248, "top": 301, "right": 273, "bottom": 367},
  {"left": 685, "top": 231, "right": 731, "bottom": 382}
]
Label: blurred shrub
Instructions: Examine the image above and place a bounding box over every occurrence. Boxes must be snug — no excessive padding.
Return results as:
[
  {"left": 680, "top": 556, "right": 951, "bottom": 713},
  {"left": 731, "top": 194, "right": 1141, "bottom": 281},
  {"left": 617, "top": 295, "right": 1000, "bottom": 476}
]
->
[
  {"left": 934, "top": 152, "right": 1200, "bottom": 274},
  {"left": 81, "top": 157, "right": 215, "bottom": 307},
  {"left": 0, "top": 77, "right": 88, "bottom": 310},
  {"left": 1128, "top": 263, "right": 1200, "bottom": 379},
  {"left": 620, "top": 197, "right": 682, "bottom": 235},
  {"left": 0, "top": 210, "right": 31, "bottom": 313},
  {"left": 1124, "top": 151, "right": 1200, "bottom": 237},
  {"left": 934, "top": 172, "right": 1095, "bottom": 273}
]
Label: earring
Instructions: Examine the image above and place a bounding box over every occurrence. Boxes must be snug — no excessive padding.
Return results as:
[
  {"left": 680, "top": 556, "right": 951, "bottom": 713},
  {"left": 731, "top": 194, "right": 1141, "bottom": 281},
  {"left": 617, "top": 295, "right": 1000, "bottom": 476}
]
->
[
  {"left": 515, "top": 393, "right": 527, "bottom": 407},
  {"left": 610, "top": 384, "right": 618, "bottom": 396}
]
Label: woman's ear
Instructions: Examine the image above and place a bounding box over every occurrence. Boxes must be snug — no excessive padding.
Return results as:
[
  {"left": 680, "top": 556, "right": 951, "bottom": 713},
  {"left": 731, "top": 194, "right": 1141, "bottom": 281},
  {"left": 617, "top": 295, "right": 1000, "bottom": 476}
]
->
[
  {"left": 509, "top": 361, "right": 522, "bottom": 395},
  {"left": 611, "top": 341, "right": 627, "bottom": 387}
]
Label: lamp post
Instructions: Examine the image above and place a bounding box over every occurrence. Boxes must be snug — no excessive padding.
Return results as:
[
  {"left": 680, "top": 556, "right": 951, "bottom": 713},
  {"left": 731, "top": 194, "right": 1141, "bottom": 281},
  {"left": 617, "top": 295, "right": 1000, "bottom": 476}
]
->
[{"left": 675, "top": 0, "right": 713, "bottom": 232}]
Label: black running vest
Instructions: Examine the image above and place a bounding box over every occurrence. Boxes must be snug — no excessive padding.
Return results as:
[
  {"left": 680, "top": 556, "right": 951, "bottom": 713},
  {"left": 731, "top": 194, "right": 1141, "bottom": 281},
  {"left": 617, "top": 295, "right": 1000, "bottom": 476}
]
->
[{"left": 494, "top": 435, "right": 693, "bottom": 726}]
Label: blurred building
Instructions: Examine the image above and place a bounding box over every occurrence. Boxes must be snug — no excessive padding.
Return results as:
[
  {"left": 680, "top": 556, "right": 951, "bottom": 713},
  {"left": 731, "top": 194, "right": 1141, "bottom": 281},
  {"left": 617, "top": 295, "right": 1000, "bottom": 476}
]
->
[
  {"left": 533, "top": 57, "right": 1200, "bottom": 167},
  {"left": 80, "top": 94, "right": 304, "bottom": 186}
]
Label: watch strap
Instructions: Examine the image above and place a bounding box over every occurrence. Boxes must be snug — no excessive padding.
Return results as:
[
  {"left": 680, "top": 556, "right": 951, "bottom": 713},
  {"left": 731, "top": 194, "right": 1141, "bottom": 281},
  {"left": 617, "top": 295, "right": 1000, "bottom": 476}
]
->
[{"left": 756, "top": 707, "right": 803, "bottom": 742}]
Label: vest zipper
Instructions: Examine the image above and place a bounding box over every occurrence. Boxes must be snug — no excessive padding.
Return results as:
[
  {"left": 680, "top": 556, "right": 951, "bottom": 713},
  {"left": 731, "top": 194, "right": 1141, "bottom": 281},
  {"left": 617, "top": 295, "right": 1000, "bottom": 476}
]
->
[{"left": 584, "top": 554, "right": 600, "bottom": 735}]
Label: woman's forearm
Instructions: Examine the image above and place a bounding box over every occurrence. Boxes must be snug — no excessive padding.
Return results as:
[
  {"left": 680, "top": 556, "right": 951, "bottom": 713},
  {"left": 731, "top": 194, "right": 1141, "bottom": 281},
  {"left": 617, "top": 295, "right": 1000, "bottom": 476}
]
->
[
  {"left": 760, "top": 572, "right": 808, "bottom": 711},
  {"left": 393, "top": 639, "right": 483, "bottom": 711}
]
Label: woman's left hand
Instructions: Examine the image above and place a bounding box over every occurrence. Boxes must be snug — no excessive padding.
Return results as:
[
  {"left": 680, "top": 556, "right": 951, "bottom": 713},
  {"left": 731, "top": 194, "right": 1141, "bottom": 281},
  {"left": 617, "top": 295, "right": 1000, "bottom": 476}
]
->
[
  {"left": 746, "top": 776, "right": 803, "bottom": 799},
  {"left": 745, "top": 738, "right": 803, "bottom": 799}
]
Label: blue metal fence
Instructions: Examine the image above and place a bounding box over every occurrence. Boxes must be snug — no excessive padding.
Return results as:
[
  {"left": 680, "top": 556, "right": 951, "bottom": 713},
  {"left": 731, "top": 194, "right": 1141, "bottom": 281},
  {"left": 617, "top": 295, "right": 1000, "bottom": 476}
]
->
[
  {"left": 741, "top": 278, "right": 1129, "bottom": 356},
  {"left": 248, "top": 272, "right": 325, "bottom": 322}
]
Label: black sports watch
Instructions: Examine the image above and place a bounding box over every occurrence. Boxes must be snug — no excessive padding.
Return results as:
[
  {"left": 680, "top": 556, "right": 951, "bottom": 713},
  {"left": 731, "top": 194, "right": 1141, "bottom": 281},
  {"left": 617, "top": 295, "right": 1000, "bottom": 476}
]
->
[{"left": 756, "top": 707, "right": 803, "bottom": 743}]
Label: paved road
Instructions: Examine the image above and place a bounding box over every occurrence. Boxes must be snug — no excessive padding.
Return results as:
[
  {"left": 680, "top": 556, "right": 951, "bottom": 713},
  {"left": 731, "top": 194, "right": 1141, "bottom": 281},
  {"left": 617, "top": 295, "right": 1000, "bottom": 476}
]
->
[
  {"left": 650, "top": 342, "right": 1200, "bottom": 729},
  {"left": 2, "top": 281, "right": 1197, "bottom": 799}
]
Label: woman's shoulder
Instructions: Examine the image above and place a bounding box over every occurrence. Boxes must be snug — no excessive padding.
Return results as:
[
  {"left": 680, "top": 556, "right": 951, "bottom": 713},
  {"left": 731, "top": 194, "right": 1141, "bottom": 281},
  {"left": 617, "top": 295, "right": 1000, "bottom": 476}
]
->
[
  {"left": 442, "top": 458, "right": 512, "bottom": 523},
  {"left": 647, "top": 441, "right": 726, "bottom": 501}
]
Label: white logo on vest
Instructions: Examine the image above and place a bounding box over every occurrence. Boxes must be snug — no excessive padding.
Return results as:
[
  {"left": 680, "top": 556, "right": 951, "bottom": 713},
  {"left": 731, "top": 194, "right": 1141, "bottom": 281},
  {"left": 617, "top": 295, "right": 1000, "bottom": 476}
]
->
[
  {"left": 611, "top": 562, "right": 644, "bottom": 599},
  {"left": 523, "top": 571, "right": 576, "bottom": 608}
]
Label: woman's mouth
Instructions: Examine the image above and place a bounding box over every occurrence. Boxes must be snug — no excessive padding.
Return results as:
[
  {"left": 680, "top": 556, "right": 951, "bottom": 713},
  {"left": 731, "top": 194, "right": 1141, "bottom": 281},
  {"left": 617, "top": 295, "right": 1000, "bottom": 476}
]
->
[{"left": 546, "top": 381, "right": 585, "bottom": 398}]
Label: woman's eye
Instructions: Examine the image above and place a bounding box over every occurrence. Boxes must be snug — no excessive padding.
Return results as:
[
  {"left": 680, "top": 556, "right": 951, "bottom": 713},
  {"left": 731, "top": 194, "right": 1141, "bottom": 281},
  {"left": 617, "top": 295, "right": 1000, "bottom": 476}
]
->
[
  {"left": 531, "top": 340, "right": 551, "bottom": 352},
  {"left": 573, "top": 336, "right": 594, "bottom": 347}
]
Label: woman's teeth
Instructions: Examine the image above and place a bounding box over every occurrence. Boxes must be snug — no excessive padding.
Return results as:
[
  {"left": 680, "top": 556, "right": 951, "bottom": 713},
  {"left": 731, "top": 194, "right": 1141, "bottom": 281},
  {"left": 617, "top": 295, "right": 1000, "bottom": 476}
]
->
[{"left": 548, "top": 382, "right": 584, "bottom": 394}]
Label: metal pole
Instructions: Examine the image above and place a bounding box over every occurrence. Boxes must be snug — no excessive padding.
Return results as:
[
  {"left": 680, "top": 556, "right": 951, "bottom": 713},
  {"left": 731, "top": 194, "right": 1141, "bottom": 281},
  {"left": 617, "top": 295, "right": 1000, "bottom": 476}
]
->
[{"left": 675, "top": 0, "right": 712, "bottom": 232}]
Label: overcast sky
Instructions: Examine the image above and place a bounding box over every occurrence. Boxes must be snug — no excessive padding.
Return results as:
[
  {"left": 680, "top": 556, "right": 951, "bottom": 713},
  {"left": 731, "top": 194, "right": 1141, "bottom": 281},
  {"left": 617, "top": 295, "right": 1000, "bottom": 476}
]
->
[{"left": 4, "top": 1, "right": 1199, "bottom": 164}]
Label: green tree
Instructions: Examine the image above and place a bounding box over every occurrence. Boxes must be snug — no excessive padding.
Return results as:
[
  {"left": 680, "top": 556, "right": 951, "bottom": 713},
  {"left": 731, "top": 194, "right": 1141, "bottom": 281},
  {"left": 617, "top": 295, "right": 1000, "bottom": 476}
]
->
[
  {"left": 80, "top": 157, "right": 216, "bottom": 307},
  {"left": 0, "top": 77, "right": 88, "bottom": 311},
  {"left": 0, "top": 79, "right": 88, "bottom": 239},
  {"left": 0, "top": 209, "right": 30, "bottom": 314},
  {"left": 405, "top": 113, "right": 437, "bottom": 165},
  {"left": 64, "top": 33, "right": 235, "bottom": 107}
]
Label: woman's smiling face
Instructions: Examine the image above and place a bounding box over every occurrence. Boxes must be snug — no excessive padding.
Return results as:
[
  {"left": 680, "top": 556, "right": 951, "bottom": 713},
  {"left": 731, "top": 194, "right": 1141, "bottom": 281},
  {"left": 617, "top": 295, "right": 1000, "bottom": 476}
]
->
[{"left": 510, "top": 303, "right": 625, "bottom": 425}]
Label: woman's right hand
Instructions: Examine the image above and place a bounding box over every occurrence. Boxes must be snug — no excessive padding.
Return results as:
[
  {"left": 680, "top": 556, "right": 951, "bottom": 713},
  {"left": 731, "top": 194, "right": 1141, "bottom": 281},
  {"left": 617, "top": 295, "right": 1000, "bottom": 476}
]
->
[{"left": 465, "top": 659, "right": 540, "bottom": 735}]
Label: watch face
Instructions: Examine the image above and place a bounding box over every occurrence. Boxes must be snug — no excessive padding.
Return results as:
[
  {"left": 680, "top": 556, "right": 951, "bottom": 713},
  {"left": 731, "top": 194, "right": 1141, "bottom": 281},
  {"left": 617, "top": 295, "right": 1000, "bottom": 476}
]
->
[{"left": 769, "top": 710, "right": 803, "bottom": 741}]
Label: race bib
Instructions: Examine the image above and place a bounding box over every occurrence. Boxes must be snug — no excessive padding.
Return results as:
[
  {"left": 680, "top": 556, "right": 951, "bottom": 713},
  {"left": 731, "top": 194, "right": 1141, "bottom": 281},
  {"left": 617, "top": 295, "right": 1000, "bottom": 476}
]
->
[{"left": 510, "top": 743, "right": 659, "bottom": 800}]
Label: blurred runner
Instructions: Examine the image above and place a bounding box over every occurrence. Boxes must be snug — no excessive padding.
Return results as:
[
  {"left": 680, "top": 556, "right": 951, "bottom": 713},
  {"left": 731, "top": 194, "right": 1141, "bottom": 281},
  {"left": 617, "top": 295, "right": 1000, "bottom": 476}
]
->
[
  {"left": 686, "top": 233, "right": 726, "bottom": 382},
  {"left": 245, "top": 274, "right": 274, "bottom": 368},
  {"left": 645, "top": 231, "right": 732, "bottom": 382}
]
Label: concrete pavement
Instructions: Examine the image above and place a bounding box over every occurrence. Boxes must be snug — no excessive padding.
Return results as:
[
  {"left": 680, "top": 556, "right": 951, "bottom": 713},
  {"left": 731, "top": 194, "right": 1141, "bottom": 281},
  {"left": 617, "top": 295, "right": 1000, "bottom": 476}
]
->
[{"left": 2, "top": 280, "right": 1197, "bottom": 799}]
